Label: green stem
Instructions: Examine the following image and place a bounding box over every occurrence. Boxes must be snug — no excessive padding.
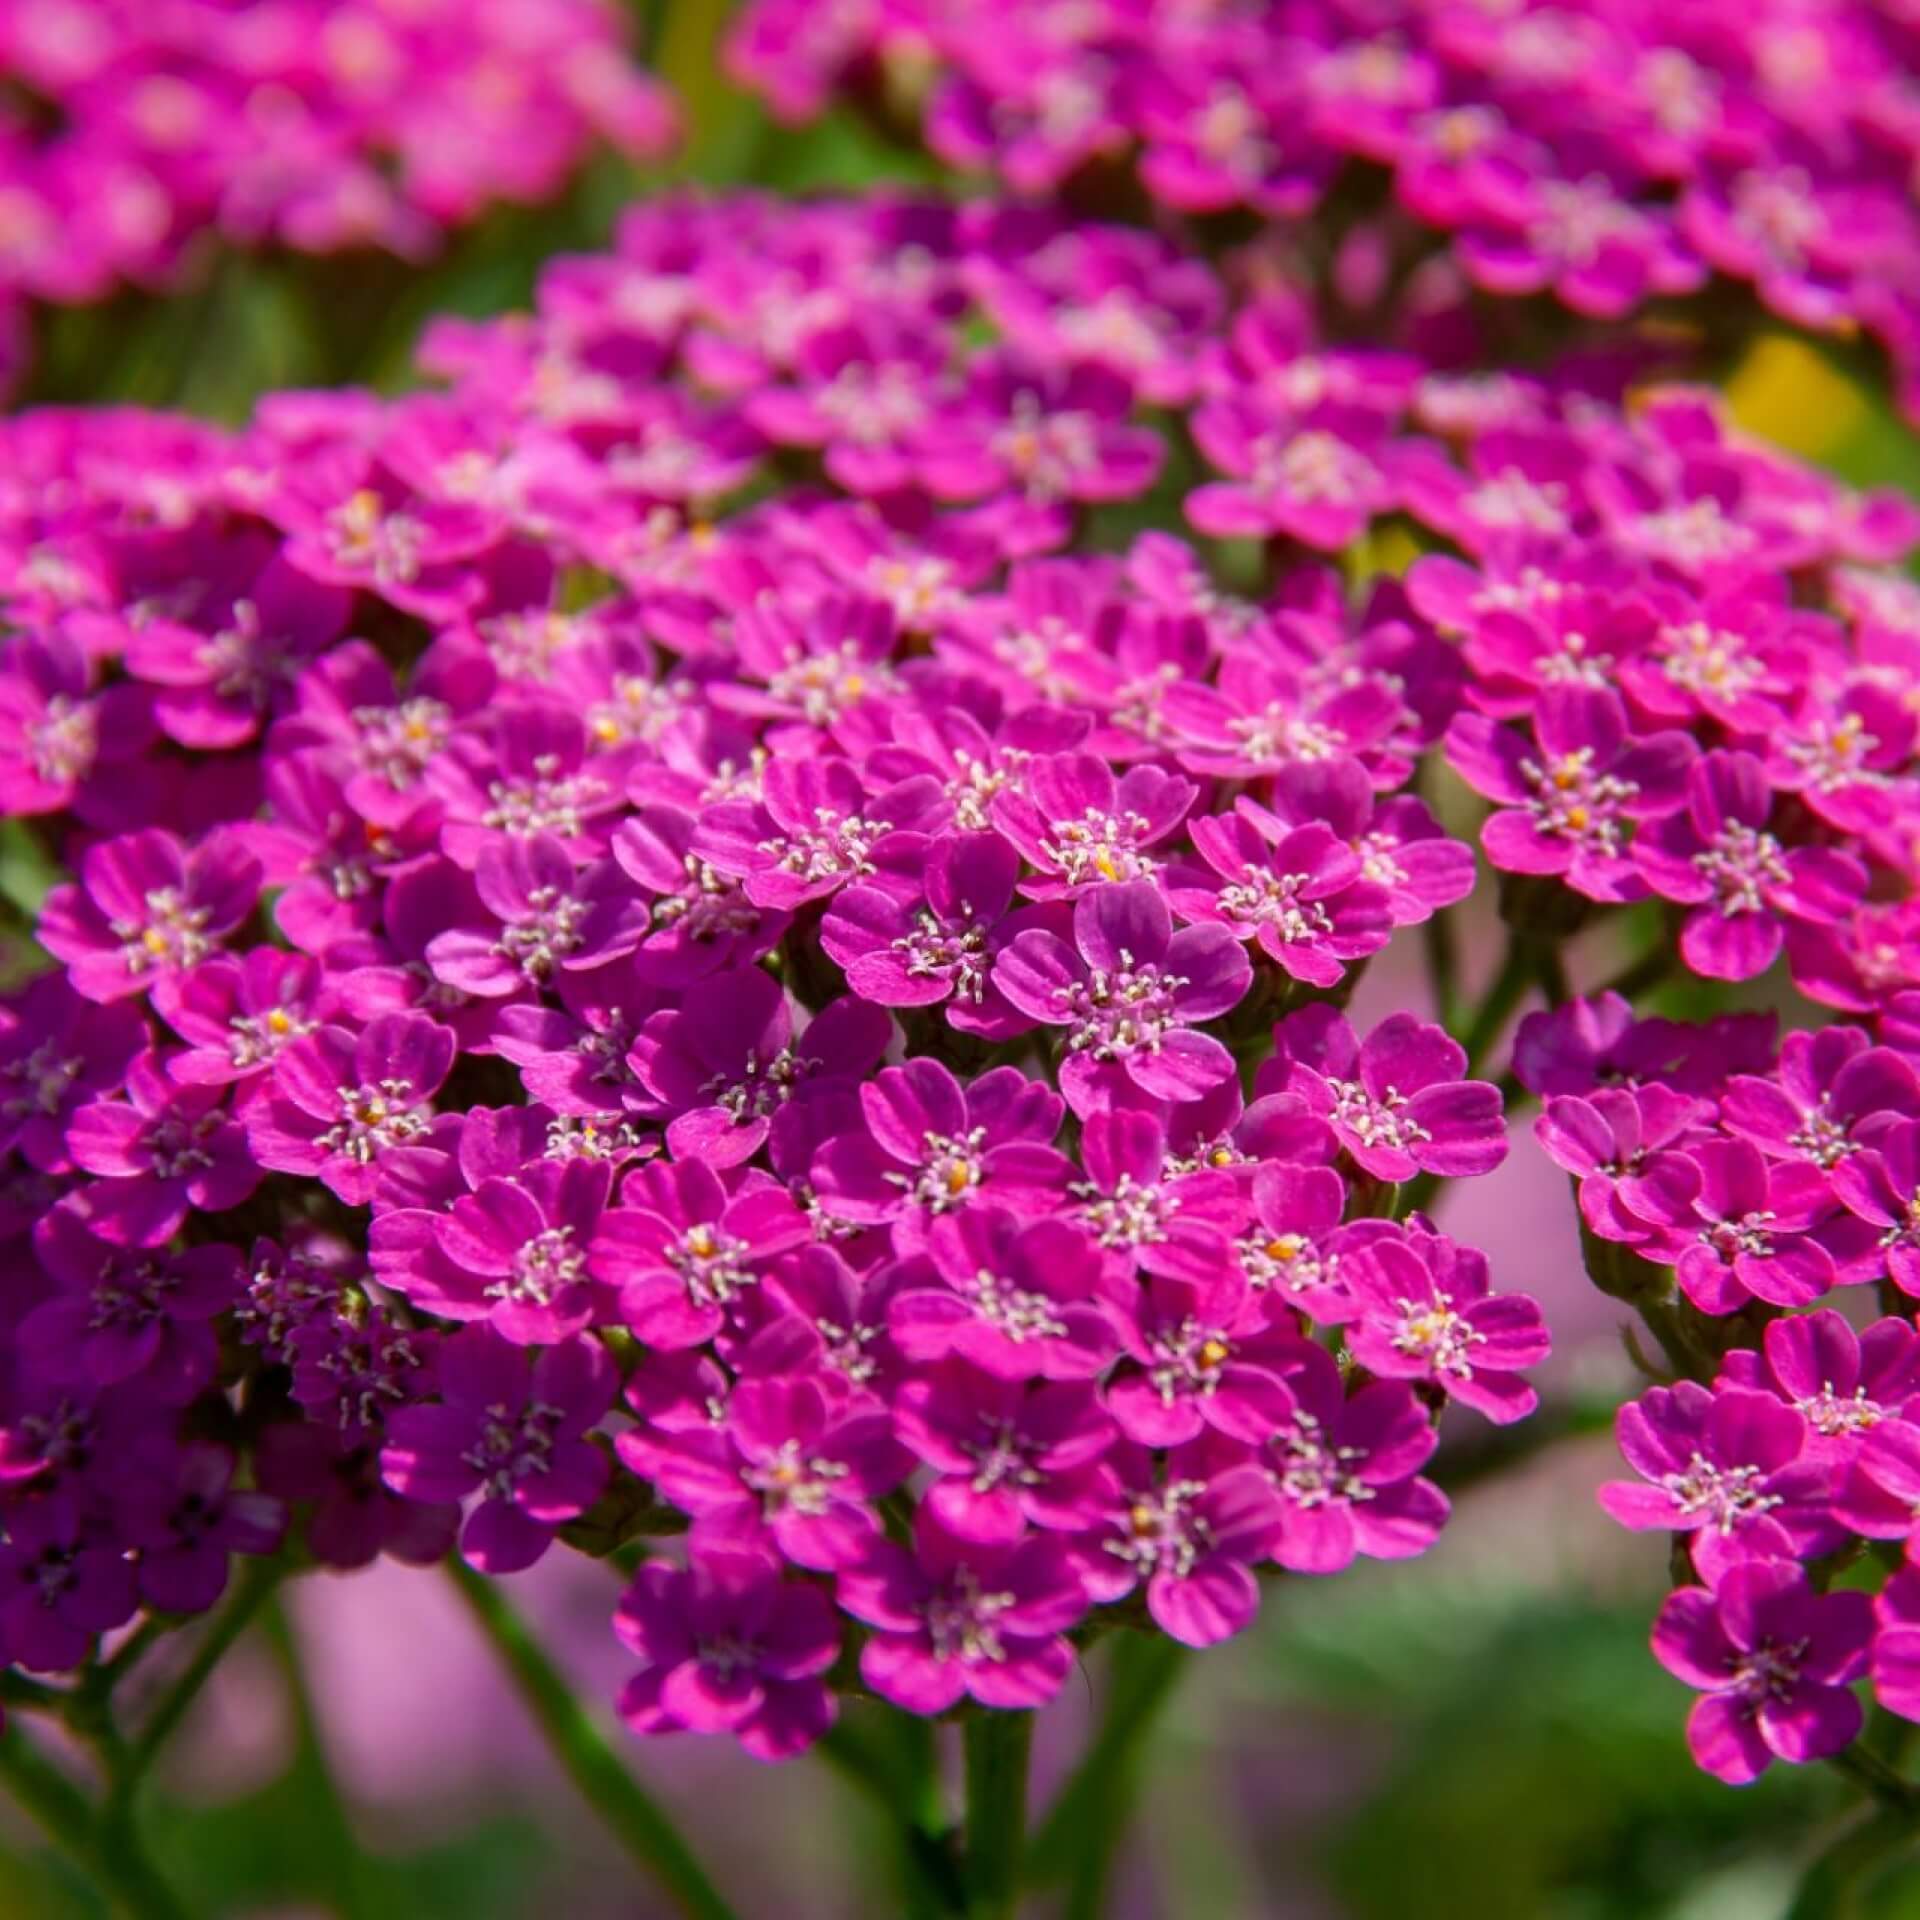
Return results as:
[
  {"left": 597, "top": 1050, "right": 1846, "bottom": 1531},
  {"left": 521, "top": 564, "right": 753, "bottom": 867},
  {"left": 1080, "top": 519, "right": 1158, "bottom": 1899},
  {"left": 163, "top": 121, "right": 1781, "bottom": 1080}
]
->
[
  {"left": 1826, "top": 1742, "right": 1920, "bottom": 1814},
  {"left": 259, "top": 1595, "right": 372, "bottom": 1920},
  {"left": 118, "top": 1553, "right": 282, "bottom": 1800},
  {"left": 0, "top": 1725, "right": 190, "bottom": 1920},
  {"left": 1787, "top": 1801, "right": 1920, "bottom": 1919},
  {"left": 818, "top": 1711, "right": 965, "bottom": 1917},
  {"left": 1026, "top": 1634, "right": 1189, "bottom": 1919},
  {"left": 1457, "top": 939, "right": 1540, "bottom": 1078},
  {"left": 962, "top": 1711, "right": 1033, "bottom": 1920},
  {"left": 1421, "top": 903, "right": 1460, "bottom": 1030},
  {"left": 445, "top": 1557, "right": 739, "bottom": 1920}
]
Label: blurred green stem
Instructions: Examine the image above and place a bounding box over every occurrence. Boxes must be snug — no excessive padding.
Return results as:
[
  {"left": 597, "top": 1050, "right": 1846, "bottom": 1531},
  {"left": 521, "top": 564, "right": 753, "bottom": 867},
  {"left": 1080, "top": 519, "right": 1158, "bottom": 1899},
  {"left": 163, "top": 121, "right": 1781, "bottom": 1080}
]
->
[
  {"left": 963, "top": 1710, "right": 1033, "bottom": 1919},
  {"left": 819, "top": 1708, "right": 965, "bottom": 1915},
  {"left": 446, "top": 1556, "right": 740, "bottom": 1920},
  {"left": 1788, "top": 1799, "right": 1920, "bottom": 1919},
  {"left": 1456, "top": 936, "right": 1541, "bottom": 1078},
  {"left": 116, "top": 1553, "right": 282, "bottom": 1801},
  {"left": 0, "top": 1724, "right": 189, "bottom": 1920},
  {"left": 1027, "top": 1633, "right": 1190, "bottom": 1919}
]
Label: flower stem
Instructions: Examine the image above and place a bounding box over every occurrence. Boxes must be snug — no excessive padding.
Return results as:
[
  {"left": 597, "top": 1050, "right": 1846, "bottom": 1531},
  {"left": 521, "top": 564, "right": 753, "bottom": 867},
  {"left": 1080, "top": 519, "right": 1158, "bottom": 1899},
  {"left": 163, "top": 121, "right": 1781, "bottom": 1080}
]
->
[
  {"left": 962, "top": 1710, "right": 1033, "bottom": 1920},
  {"left": 818, "top": 1708, "right": 966, "bottom": 1916},
  {"left": 1787, "top": 1800, "right": 1920, "bottom": 1919},
  {"left": 445, "top": 1557, "right": 739, "bottom": 1920},
  {"left": 1026, "top": 1633, "right": 1189, "bottom": 1919},
  {"left": 116, "top": 1553, "right": 283, "bottom": 1804},
  {"left": 0, "top": 1724, "right": 190, "bottom": 1920},
  {"left": 1456, "top": 937, "right": 1541, "bottom": 1078}
]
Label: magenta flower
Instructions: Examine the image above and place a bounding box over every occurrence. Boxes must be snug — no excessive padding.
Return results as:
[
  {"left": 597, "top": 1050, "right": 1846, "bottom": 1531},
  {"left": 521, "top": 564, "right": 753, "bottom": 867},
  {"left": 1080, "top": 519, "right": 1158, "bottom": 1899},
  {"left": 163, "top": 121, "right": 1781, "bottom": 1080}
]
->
[
  {"left": 1833, "top": 1121, "right": 1920, "bottom": 1298},
  {"left": 892, "top": 1209, "right": 1118, "bottom": 1383},
  {"left": 423, "top": 837, "right": 650, "bottom": 998},
  {"left": 630, "top": 972, "right": 890, "bottom": 1168},
  {"left": 1618, "top": 1139, "right": 1844, "bottom": 1312},
  {"left": 839, "top": 1506, "right": 1088, "bottom": 1713},
  {"left": 429, "top": 1158, "right": 621, "bottom": 1346},
  {"left": 247, "top": 1012, "right": 456, "bottom": 1206},
  {"left": 1652, "top": 1564, "right": 1870, "bottom": 1784},
  {"left": 697, "top": 757, "right": 942, "bottom": 910},
  {"left": 994, "top": 880, "right": 1250, "bottom": 1116},
  {"left": 1188, "top": 409, "right": 1404, "bottom": 551},
  {"left": 616, "top": 1550, "right": 841, "bottom": 1761},
  {"left": 810, "top": 1059, "right": 1072, "bottom": 1254},
  {"left": 66, "top": 1050, "right": 260, "bottom": 1245},
  {"left": 382, "top": 1327, "right": 616, "bottom": 1574},
  {"left": 1633, "top": 751, "right": 1867, "bottom": 981},
  {"left": 1254, "top": 1344, "right": 1447, "bottom": 1574},
  {"left": 1270, "top": 1006, "right": 1508, "bottom": 1182},
  {"left": 819, "top": 831, "right": 1029, "bottom": 1033},
  {"left": 153, "top": 948, "right": 325, "bottom": 1086},
  {"left": 590, "top": 1159, "right": 810, "bottom": 1349},
  {"left": 893, "top": 1364, "right": 1118, "bottom": 1546},
  {"left": 1168, "top": 811, "right": 1392, "bottom": 986},
  {"left": 0, "top": 629, "right": 153, "bottom": 815},
  {"left": 1232, "top": 1163, "right": 1355, "bottom": 1322},
  {"left": 1445, "top": 686, "right": 1695, "bottom": 902},
  {"left": 1719, "top": 1310, "right": 1920, "bottom": 1470},
  {"left": 1718, "top": 1028, "right": 1916, "bottom": 1171},
  {"left": 39, "top": 827, "right": 261, "bottom": 1003},
  {"left": 1599, "top": 1384, "right": 1837, "bottom": 1583},
  {"left": 1343, "top": 1229, "right": 1548, "bottom": 1424},
  {"left": 123, "top": 555, "right": 351, "bottom": 750},
  {"left": 1534, "top": 1083, "right": 1705, "bottom": 1246},
  {"left": 1075, "top": 1442, "right": 1284, "bottom": 1648},
  {"left": 989, "top": 753, "right": 1196, "bottom": 897},
  {"left": 613, "top": 806, "right": 787, "bottom": 987},
  {"left": 640, "top": 1375, "right": 909, "bottom": 1572}
]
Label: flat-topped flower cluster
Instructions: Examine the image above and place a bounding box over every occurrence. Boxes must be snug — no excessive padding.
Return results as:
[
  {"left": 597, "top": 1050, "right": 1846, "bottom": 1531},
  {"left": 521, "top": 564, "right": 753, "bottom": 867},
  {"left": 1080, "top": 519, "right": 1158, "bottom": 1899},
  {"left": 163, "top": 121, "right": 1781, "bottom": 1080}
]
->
[
  {"left": 731, "top": 0, "right": 1920, "bottom": 417},
  {"left": 0, "top": 0, "right": 675, "bottom": 386},
  {"left": 1, "top": 186, "right": 1918, "bottom": 1785}
]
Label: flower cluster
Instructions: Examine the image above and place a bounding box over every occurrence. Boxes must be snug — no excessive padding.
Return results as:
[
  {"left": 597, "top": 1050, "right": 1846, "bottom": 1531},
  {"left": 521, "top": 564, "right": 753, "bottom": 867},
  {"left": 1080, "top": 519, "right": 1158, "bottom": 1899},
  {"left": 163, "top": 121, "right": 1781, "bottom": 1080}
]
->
[
  {"left": 0, "top": 0, "right": 676, "bottom": 386},
  {"left": 1516, "top": 991, "right": 1920, "bottom": 1777},
  {"left": 729, "top": 0, "right": 1920, "bottom": 414},
  {"left": 0, "top": 190, "right": 1591, "bottom": 1762}
]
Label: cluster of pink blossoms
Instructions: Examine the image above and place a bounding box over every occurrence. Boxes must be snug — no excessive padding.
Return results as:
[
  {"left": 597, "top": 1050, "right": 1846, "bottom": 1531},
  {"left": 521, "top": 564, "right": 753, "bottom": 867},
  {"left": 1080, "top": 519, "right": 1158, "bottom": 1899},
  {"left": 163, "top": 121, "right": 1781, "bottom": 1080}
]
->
[
  {"left": 2, "top": 180, "right": 1919, "bottom": 1790},
  {"left": 732, "top": 0, "right": 1920, "bottom": 417},
  {"left": 0, "top": 190, "right": 1551, "bottom": 1758},
  {"left": 0, "top": 0, "right": 676, "bottom": 383},
  {"left": 1513, "top": 993, "right": 1920, "bottom": 1780}
]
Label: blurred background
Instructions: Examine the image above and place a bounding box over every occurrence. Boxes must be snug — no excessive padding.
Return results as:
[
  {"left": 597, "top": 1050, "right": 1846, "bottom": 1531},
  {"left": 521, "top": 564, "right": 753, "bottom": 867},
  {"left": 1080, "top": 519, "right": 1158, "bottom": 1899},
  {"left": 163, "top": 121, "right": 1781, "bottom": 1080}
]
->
[{"left": 6, "top": 2, "right": 1920, "bottom": 1915}]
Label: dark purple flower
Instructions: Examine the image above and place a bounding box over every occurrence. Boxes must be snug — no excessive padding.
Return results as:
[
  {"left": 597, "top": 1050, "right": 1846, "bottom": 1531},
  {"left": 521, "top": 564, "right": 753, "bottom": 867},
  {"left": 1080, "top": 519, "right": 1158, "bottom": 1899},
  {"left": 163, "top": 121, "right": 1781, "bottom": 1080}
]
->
[
  {"left": 0, "top": 976, "right": 146, "bottom": 1172},
  {"left": 0, "top": 1494, "right": 138, "bottom": 1671},
  {"left": 617, "top": 1549, "right": 841, "bottom": 1761},
  {"left": 630, "top": 972, "right": 890, "bottom": 1169},
  {"left": 113, "top": 1445, "right": 285, "bottom": 1613},
  {"left": 382, "top": 1327, "right": 616, "bottom": 1573}
]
